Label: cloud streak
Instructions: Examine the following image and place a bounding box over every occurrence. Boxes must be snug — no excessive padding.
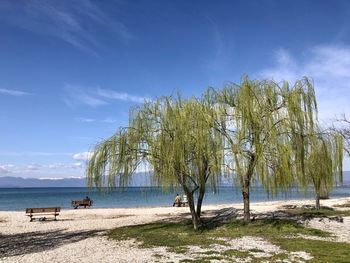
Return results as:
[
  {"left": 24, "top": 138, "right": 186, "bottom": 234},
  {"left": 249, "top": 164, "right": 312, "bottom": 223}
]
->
[
  {"left": 48, "top": 162, "right": 82, "bottom": 169},
  {"left": 64, "top": 84, "right": 148, "bottom": 107},
  {"left": 0, "top": 88, "right": 31, "bottom": 96},
  {"left": 63, "top": 85, "right": 108, "bottom": 107},
  {"left": 0, "top": 0, "right": 134, "bottom": 54},
  {"left": 73, "top": 151, "right": 93, "bottom": 161},
  {"left": 97, "top": 89, "right": 148, "bottom": 103},
  {"left": 0, "top": 164, "right": 14, "bottom": 174}
]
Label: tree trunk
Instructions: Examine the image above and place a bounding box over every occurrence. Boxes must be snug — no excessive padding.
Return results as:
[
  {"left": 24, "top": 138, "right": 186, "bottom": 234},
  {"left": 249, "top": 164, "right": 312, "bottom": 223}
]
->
[
  {"left": 187, "top": 193, "right": 200, "bottom": 230},
  {"left": 242, "top": 182, "right": 250, "bottom": 221},
  {"left": 315, "top": 193, "right": 320, "bottom": 210},
  {"left": 196, "top": 185, "right": 205, "bottom": 218},
  {"left": 242, "top": 155, "right": 255, "bottom": 222}
]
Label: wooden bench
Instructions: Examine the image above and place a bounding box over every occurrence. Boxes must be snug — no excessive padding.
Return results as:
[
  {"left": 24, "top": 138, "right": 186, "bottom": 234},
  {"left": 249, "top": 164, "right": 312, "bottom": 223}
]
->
[
  {"left": 71, "top": 200, "right": 93, "bottom": 209},
  {"left": 25, "top": 207, "right": 60, "bottom": 222}
]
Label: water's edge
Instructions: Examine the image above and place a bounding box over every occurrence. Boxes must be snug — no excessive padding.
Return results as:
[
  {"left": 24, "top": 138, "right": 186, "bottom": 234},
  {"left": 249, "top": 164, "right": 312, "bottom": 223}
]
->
[{"left": 0, "top": 186, "right": 349, "bottom": 211}]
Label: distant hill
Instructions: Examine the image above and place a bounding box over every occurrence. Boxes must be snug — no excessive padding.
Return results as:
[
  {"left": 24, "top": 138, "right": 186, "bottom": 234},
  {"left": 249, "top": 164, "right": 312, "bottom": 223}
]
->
[
  {"left": 0, "top": 172, "right": 155, "bottom": 188},
  {"left": 0, "top": 176, "right": 87, "bottom": 188},
  {"left": 1, "top": 171, "right": 349, "bottom": 188}
]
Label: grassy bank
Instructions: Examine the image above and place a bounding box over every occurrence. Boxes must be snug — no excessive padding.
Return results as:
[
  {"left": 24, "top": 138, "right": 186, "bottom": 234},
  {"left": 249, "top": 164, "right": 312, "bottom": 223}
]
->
[{"left": 109, "top": 208, "right": 350, "bottom": 262}]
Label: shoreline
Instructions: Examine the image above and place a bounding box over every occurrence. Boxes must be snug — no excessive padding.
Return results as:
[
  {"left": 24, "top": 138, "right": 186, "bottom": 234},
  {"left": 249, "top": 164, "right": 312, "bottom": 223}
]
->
[
  {"left": 1, "top": 197, "right": 349, "bottom": 262},
  {"left": 1, "top": 196, "right": 349, "bottom": 212}
]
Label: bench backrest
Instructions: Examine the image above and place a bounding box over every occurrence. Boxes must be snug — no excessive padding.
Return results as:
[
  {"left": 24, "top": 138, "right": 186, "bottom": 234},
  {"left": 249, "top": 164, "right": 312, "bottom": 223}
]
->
[
  {"left": 26, "top": 207, "right": 60, "bottom": 213},
  {"left": 71, "top": 200, "right": 93, "bottom": 205}
]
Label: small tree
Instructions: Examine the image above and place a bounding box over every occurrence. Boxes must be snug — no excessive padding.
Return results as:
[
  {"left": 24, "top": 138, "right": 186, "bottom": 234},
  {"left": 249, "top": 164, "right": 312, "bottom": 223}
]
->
[
  {"left": 207, "top": 77, "right": 317, "bottom": 221},
  {"left": 302, "top": 131, "right": 343, "bottom": 209},
  {"left": 87, "top": 97, "right": 224, "bottom": 230}
]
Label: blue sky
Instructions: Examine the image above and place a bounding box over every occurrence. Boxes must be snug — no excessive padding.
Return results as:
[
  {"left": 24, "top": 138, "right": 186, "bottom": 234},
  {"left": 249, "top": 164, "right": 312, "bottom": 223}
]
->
[{"left": 0, "top": 0, "right": 350, "bottom": 178}]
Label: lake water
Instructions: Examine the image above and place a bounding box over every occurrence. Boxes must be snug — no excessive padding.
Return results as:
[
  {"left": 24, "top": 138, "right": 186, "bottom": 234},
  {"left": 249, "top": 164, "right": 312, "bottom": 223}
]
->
[{"left": 0, "top": 186, "right": 349, "bottom": 211}]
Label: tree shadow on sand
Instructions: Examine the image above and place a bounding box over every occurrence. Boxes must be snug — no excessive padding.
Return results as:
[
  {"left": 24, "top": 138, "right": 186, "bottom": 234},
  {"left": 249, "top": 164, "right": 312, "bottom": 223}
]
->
[
  {"left": 156, "top": 207, "right": 243, "bottom": 229},
  {"left": 0, "top": 229, "right": 104, "bottom": 258},
  {"left": 156, "top": 205, "right": 345, "bottom": 230}
]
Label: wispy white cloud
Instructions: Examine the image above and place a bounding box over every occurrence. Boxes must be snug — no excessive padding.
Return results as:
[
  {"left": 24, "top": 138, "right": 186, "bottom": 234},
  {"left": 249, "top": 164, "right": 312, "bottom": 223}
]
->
[
  {"left": 75, "top": 117, "right": 118, "bottom": 124},
  {"left": 72, "top": 162, "right": 83, "bottom": 169},
  {"left": 0, "top": 161, "right": 84, "bottom": 175},
  {"left": 102, "top": 117, "right": 118, "bottom": 123},
  {"left": 203, "top": 17, "right": 234, "bottom": 73},
  {"left": 26, "top": 163, "right": 42, "bottom": 171},
  {"left": 76, "top": 117, "right": 96, "bottom": 123},
  {"left": 48, "top": 163, "right": 66, "bottom": 169},
  {"left": 0, "top": 88, "right": 31, "bottom": 96},
  {"left": 48, "top": 162, "right": 82, "bottom": 169},
  {"left": 259, "top": 44, "right": 350, "bottom": 121},
  {"left": 0, "top": 0, "right": 134, "bottom": 54},
  {"left": 73, "top": 151, "right": 93, "bottom": 161},
  {"left": 0, "top": 164, "right": 14, "bottom": 174},
  {"left": 97, "top": 88, "right": 149, "bottom": 103},
  {"left": 64, "top": 84, "right": 148, "bottom": 107},
  {"left": 63, "top": 84, "right": 108, "bottom": 107}
]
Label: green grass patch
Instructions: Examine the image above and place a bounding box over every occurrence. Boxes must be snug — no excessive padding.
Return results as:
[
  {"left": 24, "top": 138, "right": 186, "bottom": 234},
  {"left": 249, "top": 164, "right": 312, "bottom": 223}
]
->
[
  {"left": 277, "top": 238, "right": 350, "bottom": 263},
  {"left": 334, "top": 202, "right": 350, "bottom": 208},
  {"left": 108, "top": 221, "right": 221, "bottom": 249},
  {"left": 214, "top": 219, "right": 330, "bottom": 239},
  {"left": 108, "top": 218, "right": 349, "bottom": 262},
  {"left": 172, "top": 246, "right": 189, "bottom": 254},
  {"left": 108, "top": 219, "right": 328, "bottom": 249},
  {"left": 283, "top": 208, "right": 350, "bottom": 218}
]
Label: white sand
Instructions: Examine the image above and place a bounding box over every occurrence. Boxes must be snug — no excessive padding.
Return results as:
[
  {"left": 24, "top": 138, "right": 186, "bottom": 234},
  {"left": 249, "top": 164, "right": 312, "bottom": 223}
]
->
[{"left": 0, "top": 197, "right": 349, "bottom": 262}]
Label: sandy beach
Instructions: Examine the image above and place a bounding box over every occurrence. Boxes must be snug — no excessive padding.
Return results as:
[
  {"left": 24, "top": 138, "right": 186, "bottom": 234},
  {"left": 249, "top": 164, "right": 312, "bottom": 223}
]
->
[{"left": 1, "top": 197, "right": 349, "bottom": 262}]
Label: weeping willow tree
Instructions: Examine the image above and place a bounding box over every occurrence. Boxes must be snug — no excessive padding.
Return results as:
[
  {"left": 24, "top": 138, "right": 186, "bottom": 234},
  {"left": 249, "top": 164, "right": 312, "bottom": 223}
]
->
[
  {"left": 301, "top": 131, "right": 343, "bottom": 209},
  {"left": 87, "top": 96, "right": 224, "bottom": 230},
  {"left": 207, "top": 76, "right": 318, "bottom": 221},
  {"left": 335, "top": 115, "right": 350, "bottom": 157}
]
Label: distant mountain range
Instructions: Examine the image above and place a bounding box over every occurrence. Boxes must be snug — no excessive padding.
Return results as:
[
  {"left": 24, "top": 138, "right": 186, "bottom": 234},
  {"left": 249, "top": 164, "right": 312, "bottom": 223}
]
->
[
  {"left": 0, "top": 171, "right": 349, "bottom": 188},
  {"left": 0, "top": 176, "right": 87, "bottom": 188},
  {"left": 0, "top": 172, "right": 154, "bottom": 188}
]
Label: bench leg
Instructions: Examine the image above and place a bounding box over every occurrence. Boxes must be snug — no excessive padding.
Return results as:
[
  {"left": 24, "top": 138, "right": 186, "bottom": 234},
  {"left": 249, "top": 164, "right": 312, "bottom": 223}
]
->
[{"left": 30, "top": 215, "right": 33, "bottom": 222}]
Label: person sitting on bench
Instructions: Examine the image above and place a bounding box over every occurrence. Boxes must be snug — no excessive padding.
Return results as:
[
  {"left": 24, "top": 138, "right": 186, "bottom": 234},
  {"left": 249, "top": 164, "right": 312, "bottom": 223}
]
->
[{"left": 173, "top": 193, "right": 181, "bottom": 207}]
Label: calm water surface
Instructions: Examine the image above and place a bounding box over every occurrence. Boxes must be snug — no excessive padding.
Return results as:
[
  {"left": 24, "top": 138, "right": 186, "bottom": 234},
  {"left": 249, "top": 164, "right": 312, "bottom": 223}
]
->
[{"left": 0, "top": 186, "right": 349, "bottom": 211}]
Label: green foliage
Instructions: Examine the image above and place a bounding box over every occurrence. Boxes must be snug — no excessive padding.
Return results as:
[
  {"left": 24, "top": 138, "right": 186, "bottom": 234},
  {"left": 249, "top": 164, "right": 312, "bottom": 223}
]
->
[
  {"left": 296, "top": 127, "right": 343, "bottom": 208},
  {"left": 335, "top": 115, "right": 350, "bottom": 156},
  {"left": 87, "top": 96, "right": 225, "bottom": 228},
  {"left": 87, "top": 75, "right": 344, "bottom": 222},
  {"left": 88, "top": 97, "right": 224, "bottom": 189},
  {"left": 206, "top": 76, "right": 322, "bottom": 220},
  {"left": 209, "top": 77, "right": 318, "bottom": 193}
]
